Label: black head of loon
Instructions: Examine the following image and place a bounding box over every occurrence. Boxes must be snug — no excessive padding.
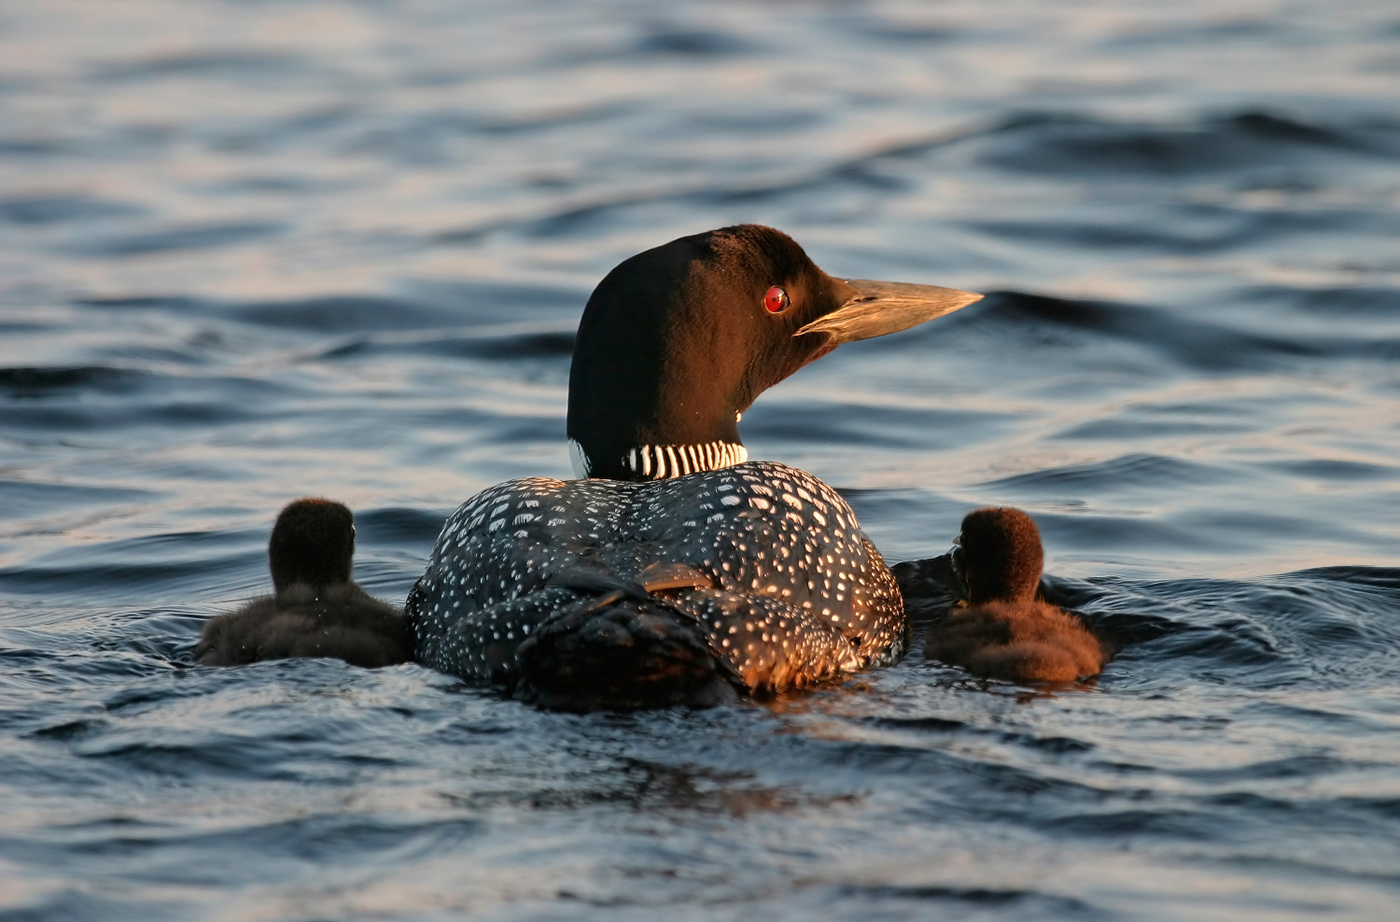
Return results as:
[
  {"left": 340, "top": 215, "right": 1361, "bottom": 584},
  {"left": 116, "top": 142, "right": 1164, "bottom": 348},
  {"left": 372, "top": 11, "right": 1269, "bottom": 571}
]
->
[
  {"left": 268, "top": 497, "right": 356, "bottom": 595},
  {"left": 567, "top": 224, "right": 982, "bottom": 481}
]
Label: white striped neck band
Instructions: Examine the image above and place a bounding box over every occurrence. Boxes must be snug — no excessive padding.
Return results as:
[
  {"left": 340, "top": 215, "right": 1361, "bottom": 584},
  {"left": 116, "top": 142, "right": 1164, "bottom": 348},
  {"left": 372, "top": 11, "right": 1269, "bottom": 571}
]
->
[{"left": 570, "top": 439, "right": 748, "bottom": 480}]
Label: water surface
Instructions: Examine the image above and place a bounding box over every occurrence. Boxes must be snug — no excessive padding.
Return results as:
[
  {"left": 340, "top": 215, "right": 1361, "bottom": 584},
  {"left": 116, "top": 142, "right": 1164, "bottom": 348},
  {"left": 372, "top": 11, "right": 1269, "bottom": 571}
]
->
[{"left": 2, "top": 1, "right": 1399, "bottom": 919}]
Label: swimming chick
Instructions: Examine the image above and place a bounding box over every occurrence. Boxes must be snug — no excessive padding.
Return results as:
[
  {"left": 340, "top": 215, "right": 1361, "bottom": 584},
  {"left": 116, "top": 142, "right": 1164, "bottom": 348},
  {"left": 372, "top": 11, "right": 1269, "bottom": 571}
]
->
[
  {"left": 407, "top": 224, "right": 983, "bottom": 709},
  {"left": 196, "top": 498, "right": 413, "bottom": 668},
  {"left": 925, "top": 507, "right": 1108, "bottom": 683}
]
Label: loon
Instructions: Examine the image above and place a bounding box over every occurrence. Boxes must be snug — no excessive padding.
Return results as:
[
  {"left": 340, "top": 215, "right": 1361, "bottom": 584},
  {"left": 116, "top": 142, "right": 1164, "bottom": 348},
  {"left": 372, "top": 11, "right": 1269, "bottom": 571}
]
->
[
  {"left": 196, "top": 498, "right": 413, "bottom": 668},
  {"left": 925, "top": 507, "right": 1109, "bottom": 683},
  {"left": 407, "top": 225, "right": 982, "bottom": 709}
]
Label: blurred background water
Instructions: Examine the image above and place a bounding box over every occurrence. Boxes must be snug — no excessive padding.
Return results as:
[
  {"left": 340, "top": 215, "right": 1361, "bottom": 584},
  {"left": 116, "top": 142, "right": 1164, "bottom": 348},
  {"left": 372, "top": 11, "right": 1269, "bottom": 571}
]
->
[{"left": 1, "top": 1, "right": 1399, "bottom": 919}]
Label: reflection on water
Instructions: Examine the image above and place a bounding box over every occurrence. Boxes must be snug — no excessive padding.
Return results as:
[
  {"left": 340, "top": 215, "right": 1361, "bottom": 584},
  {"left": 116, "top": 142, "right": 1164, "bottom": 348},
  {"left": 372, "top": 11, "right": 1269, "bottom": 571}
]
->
[{"left": 2, "top": 1, "right": 1399, "bottom": 919}]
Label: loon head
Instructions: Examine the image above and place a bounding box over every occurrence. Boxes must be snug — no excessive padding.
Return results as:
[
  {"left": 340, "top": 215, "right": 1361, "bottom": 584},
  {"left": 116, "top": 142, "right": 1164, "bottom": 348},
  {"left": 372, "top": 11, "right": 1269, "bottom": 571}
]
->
[
  {"left": 953, "top": 507, "right": 1044, "bottom": 605},
  {"left": 268, "top": 498, "right": 356, "bottom": 594},
  {"left": 567, "top": 224, "right": 982, "bottom": 480}
]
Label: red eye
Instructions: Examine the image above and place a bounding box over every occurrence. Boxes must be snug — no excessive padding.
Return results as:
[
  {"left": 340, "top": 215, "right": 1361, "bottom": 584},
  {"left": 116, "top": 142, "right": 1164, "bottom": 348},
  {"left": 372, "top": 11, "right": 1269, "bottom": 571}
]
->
[{"left": 763, "top": 286, "right": 790, "bottom": 314}]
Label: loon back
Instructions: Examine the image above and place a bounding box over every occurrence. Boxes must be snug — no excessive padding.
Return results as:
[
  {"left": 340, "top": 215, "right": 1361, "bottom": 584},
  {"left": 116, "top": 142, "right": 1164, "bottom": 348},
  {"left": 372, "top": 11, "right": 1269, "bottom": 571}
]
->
[{"left": 408, "top": 461, "right": 904, "bottom": 708}]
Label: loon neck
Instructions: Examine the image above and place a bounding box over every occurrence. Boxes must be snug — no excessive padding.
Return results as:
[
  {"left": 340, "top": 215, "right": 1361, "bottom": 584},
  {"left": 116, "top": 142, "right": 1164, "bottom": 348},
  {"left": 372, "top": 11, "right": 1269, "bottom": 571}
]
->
[{"left": 570, "top": 438, "right": 748, "bottom": 481}]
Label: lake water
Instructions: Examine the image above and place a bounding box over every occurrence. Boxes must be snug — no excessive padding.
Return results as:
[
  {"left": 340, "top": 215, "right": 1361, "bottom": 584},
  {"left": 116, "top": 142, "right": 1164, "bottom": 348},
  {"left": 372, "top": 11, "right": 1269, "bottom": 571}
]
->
[{"left": 2, "top": 1, "right": 1399, "bottom": 919}]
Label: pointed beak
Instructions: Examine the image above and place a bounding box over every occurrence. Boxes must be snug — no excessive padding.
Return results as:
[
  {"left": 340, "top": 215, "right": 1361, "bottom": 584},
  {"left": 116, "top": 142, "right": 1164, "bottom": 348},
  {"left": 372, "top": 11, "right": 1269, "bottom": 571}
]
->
[{"left": 794, "top": 279, "right": 983, "bottom": 344}]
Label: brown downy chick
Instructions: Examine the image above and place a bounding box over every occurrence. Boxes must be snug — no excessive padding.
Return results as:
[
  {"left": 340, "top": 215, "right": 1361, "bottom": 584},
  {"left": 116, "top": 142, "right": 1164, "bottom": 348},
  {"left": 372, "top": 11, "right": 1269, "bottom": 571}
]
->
[
  {"left": 196, "top": 498, "right": 412, "bottom": 668},
  {"left": 926, "top": 507, "right": 1107, "bottom": 683}
]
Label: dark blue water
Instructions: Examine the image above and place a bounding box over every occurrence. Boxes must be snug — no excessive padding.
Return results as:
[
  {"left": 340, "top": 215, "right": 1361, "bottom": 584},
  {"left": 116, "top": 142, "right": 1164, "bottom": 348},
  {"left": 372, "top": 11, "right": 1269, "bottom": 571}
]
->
[{"left": 2, "top": 1, "right": 1399, "bottom": 919}]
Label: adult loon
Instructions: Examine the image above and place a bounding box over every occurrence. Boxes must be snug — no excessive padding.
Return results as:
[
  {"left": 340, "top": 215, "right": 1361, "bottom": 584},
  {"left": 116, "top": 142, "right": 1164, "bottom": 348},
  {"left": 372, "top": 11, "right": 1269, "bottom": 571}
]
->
[
  {"left": 196, "top": 498, "right": 413, "bottom": 668},
  {"left": 925, "top": 507, "right": 1110, "bottom": 683},
  {"left": 407, "top": 225, "right": 982, "bottom": 709}
]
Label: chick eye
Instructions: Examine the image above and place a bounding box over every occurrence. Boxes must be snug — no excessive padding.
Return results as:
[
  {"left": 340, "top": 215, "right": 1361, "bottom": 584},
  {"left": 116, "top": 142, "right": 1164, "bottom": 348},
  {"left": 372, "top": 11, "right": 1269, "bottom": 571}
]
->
[{"left": 763, "top": 286, "right": 790, "bottom": 314}]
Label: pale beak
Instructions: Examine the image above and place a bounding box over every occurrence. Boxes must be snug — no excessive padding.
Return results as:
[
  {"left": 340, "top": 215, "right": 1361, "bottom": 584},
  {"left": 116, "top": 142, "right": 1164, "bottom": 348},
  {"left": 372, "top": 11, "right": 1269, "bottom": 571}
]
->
[{"left": 794, "top": 279, "right": 983, "bottom": 343}]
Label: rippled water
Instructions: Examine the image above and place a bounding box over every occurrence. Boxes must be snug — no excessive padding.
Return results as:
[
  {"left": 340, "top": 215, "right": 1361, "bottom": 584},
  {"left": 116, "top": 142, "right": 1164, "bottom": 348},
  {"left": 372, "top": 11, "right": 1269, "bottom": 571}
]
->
[{"left": 2, "top": 1, "right": 1399, "bottom": 919}]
